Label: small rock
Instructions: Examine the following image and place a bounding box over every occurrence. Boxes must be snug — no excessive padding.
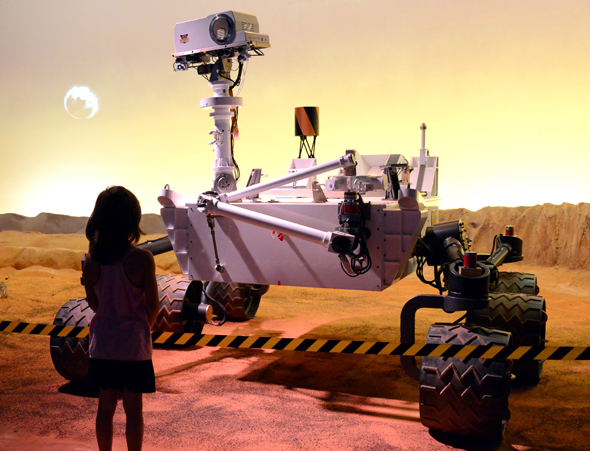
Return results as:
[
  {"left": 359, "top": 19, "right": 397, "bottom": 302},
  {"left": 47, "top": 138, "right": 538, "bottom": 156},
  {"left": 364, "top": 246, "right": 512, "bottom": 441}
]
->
[{"left": 0, "top": 281, "right": 7, "bottom": 299}]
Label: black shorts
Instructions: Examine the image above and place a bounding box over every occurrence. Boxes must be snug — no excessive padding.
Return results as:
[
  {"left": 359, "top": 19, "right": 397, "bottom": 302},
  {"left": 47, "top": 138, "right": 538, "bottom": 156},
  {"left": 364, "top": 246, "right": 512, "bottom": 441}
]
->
[{"left": 87, "top": 358, "right": 156, "bottom": 393}]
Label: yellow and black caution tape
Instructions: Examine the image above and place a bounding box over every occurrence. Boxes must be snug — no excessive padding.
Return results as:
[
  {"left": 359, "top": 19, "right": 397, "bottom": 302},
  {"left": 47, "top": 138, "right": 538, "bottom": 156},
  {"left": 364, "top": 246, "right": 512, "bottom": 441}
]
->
[
  {"left": 2, "top": 320, "right": 590, "bottom": 361},
  {"left": 0, "top": 320, "right": 89, "bottom": 338}
]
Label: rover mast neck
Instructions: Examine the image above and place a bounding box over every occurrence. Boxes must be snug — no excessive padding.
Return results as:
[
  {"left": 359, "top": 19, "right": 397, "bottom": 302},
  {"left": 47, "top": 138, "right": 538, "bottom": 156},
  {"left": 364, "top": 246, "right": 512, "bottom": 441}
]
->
[{"left": 201, "top": 74, "right": 242, "bottom": 193}]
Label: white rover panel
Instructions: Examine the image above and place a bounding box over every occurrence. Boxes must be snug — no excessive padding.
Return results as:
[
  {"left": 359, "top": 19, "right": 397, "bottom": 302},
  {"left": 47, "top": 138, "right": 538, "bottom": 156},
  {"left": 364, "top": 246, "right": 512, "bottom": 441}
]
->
[{"left": 161, "top": 200, "right": 427, "bottom": 291}]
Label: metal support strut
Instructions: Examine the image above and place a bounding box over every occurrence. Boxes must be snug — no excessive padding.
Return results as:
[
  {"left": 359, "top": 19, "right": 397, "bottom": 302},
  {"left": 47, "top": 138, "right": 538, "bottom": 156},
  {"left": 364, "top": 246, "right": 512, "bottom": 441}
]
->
[
  {"left": 400, "top": 261, "right": 491, "bottom": 381},
  {"left": 205, "top": 215, "right": 224, "bottom": 273}
]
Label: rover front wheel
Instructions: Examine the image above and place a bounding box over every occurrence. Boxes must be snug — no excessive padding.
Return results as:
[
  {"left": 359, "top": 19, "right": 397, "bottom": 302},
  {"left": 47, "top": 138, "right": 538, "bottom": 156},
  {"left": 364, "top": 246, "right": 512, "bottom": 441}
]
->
[{"left": 419, "top": 323, "right": 512, "bottom": 439}]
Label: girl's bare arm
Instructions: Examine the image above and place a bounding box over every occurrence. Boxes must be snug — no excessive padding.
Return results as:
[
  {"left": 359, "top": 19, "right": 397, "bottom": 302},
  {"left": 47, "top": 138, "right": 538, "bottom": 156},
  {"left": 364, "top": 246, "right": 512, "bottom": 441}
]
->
[
  {"left": 83, "top": 256, "right": 100, "bottom": 312},
  {"left": 142, "top": 251, "right": 160, "bottom": 328}
]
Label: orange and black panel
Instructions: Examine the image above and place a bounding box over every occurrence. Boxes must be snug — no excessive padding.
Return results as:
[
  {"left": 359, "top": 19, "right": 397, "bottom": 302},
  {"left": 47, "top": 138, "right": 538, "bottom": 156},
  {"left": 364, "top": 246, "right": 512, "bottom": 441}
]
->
[{"left": 295, "top": 106, "right": 319, "bottom": 137}]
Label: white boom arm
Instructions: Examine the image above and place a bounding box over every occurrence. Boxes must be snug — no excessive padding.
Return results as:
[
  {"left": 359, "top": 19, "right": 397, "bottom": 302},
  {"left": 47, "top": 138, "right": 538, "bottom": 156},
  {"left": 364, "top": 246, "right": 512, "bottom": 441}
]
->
[
  {"left": 219, "top": 154, "right": 355, "bottom": 203},
  {"left": 197, "top": 194, "right": 355, "bottom": 253}
]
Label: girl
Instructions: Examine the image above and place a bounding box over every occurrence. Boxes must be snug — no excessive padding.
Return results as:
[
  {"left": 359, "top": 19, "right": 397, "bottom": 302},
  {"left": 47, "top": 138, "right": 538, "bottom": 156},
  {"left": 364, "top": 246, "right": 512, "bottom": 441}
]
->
[{"left": 83, "top": 186, "right": 160, "bottom": 451}]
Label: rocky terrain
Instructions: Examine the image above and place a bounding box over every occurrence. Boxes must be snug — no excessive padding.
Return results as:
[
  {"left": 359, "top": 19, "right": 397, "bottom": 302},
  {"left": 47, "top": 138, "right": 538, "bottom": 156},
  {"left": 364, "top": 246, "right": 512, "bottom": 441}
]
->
[{"left": 440, "top": 203, "right": 590, "bottom": 270}]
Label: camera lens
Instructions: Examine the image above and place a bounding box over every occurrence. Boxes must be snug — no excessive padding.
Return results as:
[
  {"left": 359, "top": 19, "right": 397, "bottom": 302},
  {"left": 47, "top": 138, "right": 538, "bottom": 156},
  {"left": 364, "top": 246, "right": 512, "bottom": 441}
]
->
[{"left": 209, "top": 14, "right": 235, "bottom": 45}]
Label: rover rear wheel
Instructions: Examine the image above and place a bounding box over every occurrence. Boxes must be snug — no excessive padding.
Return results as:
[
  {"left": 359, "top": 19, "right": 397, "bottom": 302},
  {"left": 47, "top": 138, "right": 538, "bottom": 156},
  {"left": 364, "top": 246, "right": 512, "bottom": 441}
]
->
[
  {"left": 420, "top": 323, "right": 512, "bottom": 439},
  {"left": 50, "top": 297, "right": 94, "bottom": 384},
  {"left": 467, "top": 293, "right": 547, "bottom": 385},
  {"left": 50, "top": 275, "right": 205, "bottom": 383},
  {"left": 206, "top": 282, "right": 268, "bottom": 321},
  {"left": 491, "top": 272, "right": 539, "bottom": 296}
]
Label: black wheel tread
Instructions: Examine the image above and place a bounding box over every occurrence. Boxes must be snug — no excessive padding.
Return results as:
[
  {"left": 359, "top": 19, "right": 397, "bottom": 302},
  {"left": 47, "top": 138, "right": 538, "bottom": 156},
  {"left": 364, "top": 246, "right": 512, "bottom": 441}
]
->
[
  {"left": 49, "top": 298, "right": 93, "bottom": 383},
  {"left": 206, "top": 282, "right": 263, "bottom": 321},
  {"left": 153, "top": 274, "right": 195, "bottom": 333},
  {"left": 467, "top": 293, "right": 547, "bottom": 384},
  {"left": 420, "top": 324, "right": 511, "bottom": 438},
  {"left": 492, "top": 272, "right": 539, "bottom": 295},
  {"left": 50, "top": 274, "right": 203, "bottom": 382}
]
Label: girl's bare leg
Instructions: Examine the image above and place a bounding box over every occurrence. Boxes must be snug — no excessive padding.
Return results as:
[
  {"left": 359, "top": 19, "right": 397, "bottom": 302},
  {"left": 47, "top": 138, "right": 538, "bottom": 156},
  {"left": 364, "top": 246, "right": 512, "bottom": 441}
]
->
[
  {"left": 96, "top": 389, "right": 119, "bottom": 451},
  {"left": 122, "top": 390, "right": 144, "bottom": 451}
]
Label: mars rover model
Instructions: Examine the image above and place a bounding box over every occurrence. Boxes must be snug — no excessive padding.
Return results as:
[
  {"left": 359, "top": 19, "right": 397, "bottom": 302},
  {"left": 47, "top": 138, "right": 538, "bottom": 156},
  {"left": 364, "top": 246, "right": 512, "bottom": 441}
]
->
[{"left": 50, "top": 11, "right": 547, "bottom": 440}]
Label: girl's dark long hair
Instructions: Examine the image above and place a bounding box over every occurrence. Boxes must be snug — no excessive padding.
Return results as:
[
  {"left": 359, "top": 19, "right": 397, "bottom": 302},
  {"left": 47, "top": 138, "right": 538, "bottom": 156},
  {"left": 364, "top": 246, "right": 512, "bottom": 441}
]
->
[{"left": 86, "top": 186, "right": 144, "bottom": 265}]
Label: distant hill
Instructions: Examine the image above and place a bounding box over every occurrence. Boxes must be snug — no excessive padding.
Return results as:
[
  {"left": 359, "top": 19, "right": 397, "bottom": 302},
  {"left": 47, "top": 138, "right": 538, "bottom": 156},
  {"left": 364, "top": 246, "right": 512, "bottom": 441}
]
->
[
  {"left": 2, "top": 203, "right": 589, "bottom": 271},
  {"left": 439, "top": 202, "right": 590, "bottom": 271},
  {"left": 0, "top": 213, "right": 166, "bottom": 235}
]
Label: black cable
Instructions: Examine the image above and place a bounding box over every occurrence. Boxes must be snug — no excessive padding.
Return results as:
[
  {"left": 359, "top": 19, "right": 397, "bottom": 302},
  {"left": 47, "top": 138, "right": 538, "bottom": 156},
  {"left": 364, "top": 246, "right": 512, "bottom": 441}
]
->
[
  {"left": 202, "top": 289, "right": 227, "bottom": 326},
  {"left": 340, "top": 194, "right": 372, "bottom": 277},
  {"left": 489, "top": 265, "right": 500, "bottom": 291},
  {"left": 489, "top": 234, "right": 500, "bottom": 256},
  {"left": 486, "top": 234, "right": 502, "bottom": 290},
  {"left": 230, "top": 61, "right": 243, "bottom": 91},
  {"left": 415, "top": 250, "right": 448, "bottom": 295},
  {"left": 230, "top": 106, "right": 240, "bottom": 181},
  {"left": 201, "top": 281, "right": 227, "bottom": 326},
  {"left": 434, "top": 264, "right": 449, "bottom": 294}
]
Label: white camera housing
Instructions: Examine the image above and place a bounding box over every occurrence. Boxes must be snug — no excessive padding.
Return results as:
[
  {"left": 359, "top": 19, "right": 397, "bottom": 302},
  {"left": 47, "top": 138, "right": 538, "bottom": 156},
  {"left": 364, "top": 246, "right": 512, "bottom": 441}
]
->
[{"left": 172, "top": 11, "right": 270, "bottom": 57}]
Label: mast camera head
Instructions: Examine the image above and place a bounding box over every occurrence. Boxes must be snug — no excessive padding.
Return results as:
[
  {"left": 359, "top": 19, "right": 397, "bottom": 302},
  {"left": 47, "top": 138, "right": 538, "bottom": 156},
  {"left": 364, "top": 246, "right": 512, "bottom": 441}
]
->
[{"left": 172, "top": 11, "right": 270, "bottom": 60}]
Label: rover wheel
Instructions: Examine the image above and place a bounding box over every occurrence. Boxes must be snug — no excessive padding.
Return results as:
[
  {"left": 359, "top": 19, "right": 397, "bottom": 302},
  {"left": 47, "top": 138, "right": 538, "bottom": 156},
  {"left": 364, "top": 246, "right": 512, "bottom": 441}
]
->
[
  {"left": 206, "top": 282, "right": 268, "bottom": 321},
  {"left": 467, "top": 293, "right": 547, "bottom": 384},
  {"left": 153, "top": 274, "right": 204, "bottom": 334},
  {"left": 50, "top": 297, "right": 94, "bottom": 383},
  {"left": 420, "top": 323, "right": 512, "bottom": 439},
  {"left": 491, "top": 272, "right": 539, "bottom": 296},
  {"left": 50, "top": 276, "right": 205, "bottom": 381}
]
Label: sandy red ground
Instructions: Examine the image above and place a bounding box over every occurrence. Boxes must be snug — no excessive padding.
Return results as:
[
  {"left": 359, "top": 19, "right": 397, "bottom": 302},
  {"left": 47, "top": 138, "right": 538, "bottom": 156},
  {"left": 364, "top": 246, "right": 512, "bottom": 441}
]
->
[{"left": 1, "top": 254, "right": 590, "bottom": 450}]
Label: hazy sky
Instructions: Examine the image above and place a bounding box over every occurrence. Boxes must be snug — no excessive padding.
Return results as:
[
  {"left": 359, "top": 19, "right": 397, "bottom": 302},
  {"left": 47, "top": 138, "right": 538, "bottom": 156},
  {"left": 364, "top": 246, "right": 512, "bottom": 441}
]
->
[{"left": 1, "top": 0, "right": 589, "bottom": 216}]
